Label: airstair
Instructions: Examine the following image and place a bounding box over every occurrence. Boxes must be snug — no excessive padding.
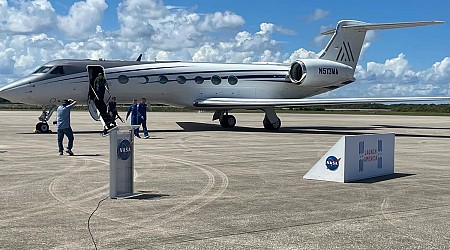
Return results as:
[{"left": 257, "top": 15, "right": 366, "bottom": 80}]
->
[
  {"left": 88, "top": 86, "right": 117, "bottom": 134},
  {"left": 87, "top": 65, "right": 117, "bottom": 134}
]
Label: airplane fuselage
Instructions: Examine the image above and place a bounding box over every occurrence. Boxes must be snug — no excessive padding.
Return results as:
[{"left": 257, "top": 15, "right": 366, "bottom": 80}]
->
[{"left": 0, "top": 59, "right": 354, "bottom": 108}]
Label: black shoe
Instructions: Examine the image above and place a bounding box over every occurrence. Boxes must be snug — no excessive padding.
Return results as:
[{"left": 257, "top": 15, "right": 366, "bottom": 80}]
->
[
  {"left": 65, "top": 149, "right": 74, "bottom": 156},
  {"left": 59, "top": 151, "right": 63, "bottom": 156}
]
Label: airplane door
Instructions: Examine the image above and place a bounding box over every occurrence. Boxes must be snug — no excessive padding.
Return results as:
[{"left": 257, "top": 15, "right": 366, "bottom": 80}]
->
[{"left": 86, "top": 65, "right": 105, "bottom": 121}]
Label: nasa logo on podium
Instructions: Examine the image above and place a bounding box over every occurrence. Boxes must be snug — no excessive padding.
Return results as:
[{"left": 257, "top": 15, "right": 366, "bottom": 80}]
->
[{"left": 117, "top": 139, "right": 131, "bottom": 161}]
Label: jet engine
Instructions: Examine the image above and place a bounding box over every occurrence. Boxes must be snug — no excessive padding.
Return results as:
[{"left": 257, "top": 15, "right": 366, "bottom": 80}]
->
[{"left": 288, "top": 61, "right": 307, "bottom": 84}]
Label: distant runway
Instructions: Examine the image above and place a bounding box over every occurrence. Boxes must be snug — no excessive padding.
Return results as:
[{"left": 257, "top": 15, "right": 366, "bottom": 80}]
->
[{"left": 1, "top": 111, "right": 450, "bottom": 249}]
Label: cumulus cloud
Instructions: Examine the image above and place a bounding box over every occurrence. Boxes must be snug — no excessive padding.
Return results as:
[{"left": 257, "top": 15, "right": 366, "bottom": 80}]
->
[
  {"left": 117, "top": 0, "right": 167, "bottom": 38},
  {"left": 57, "top": 0, "right": 108, "bottom": 39},
  {"left": 284, "top": 48, "right": 319, "bottom": 63},
  {"left": 339, "top": 54, "right": 450, "bottom": 97},
  {"left": 200, "top": 11, "right": 245, "bottom": 31},
  {"left": 0, "top": 0, "right": 56, "bottom": 33},
  {"left": 192, "top": 22, "right": 297, "bottom": 63},
  {"left": 117, "top": 0, "right": 244, "bottom": 51},
  {"left": 309, "top": 8, "right": 329, "bottom": 21}
]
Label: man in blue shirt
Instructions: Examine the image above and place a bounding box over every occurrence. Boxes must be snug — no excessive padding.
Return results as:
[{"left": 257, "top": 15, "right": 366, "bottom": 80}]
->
[
  {"left": 126, "top": 99, "right": 139, "bottom": 137},
  {"left": 137, "top": 98, "right": 149, "bottom": 139},
  {"left": 57, "top": 99, "right": 77, "bottom": 155}
]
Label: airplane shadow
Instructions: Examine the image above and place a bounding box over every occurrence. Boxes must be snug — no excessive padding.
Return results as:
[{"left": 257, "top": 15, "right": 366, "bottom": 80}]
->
[
  {"left": 172, "top": 122, "right": 450, "bottom": 139},
  {"left": 349, "top": 173, "right": 415, "bottom": 183},
  {"left": 174, "top": 122, "right": 379, "bottom": 134}
]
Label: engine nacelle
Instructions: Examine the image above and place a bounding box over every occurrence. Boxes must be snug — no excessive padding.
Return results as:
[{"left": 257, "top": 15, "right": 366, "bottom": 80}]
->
[
  {"left": 288, "top": 61, "right": 307, "bottom": 84},
  {"left": 288, "top": 59, "right": 355, "bottom": 87}
]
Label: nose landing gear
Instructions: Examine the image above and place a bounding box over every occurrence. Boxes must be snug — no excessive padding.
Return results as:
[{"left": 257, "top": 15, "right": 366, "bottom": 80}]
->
[
  {"left": 35, "top": 104, "right": 57, "bottom": 133},
  {"left": 35, "top": 122, "right": 50, "bottom": 133}
]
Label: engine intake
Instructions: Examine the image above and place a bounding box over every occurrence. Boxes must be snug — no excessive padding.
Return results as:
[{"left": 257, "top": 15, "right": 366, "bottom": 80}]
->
[{"left": 288, "top": 61, "right": 307, "bottom": 84}]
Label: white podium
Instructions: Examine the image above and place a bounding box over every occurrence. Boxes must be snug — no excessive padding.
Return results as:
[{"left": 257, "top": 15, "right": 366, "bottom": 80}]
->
[{"left": 109, "top": 126, "right": 139, "bottom": 198}]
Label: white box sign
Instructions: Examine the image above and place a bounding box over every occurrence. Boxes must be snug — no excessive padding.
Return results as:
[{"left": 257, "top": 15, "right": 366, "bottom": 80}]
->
[{"left": 304, "top": 133, "right": 395, "bottom": 183}]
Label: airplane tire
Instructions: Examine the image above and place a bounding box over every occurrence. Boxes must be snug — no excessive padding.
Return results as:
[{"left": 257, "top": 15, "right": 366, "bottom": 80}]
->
[
  {"left": 220, "top": 115, "right": 236, "bottom": 128},
  {"left": 263, "top": 116, "right": 281, "bottom": 130},
  {"left": 36, "top": 122, "right": 49, "bottom": 133}
]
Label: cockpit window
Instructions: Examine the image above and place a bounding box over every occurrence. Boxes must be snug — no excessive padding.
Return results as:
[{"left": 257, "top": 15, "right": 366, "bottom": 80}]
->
[
  {"left": 33, "top": 66, "right": 53, "bottom": 74},
  {"left": 50, "top": 66, "right": 64, "bottom": 75}
]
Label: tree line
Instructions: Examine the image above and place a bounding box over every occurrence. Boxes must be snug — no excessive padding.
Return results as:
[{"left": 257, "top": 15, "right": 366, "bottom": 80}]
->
[{"left": 1, "top": 97, "right": 450, "bottom": 113}]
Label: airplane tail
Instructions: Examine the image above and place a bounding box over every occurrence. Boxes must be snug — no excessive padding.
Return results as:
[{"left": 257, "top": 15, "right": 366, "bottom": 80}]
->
[{"left": 319, "top": 20, "right": 443, "bottom": 70}]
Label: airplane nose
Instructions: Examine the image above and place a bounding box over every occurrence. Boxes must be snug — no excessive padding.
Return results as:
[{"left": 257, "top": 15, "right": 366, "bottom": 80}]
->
[
  {"left": 0, "top": 75, "right": 40, "bottom": 103},
  {"left": 0, "top": 86, "right": 15, "bottom": 103}
]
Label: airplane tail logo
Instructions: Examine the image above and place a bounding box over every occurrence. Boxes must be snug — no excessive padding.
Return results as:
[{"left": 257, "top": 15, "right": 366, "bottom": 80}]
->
[{"left": 336, "top": 41, "right": 355, "bottom": 62}]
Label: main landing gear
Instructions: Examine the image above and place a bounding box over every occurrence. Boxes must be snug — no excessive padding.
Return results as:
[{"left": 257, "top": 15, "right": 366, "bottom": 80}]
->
[
  {"left": 212, "top": 107, "right": 282, "bottom": 131},
  {"left": 262, "top": 107, "right": 281, "bottom": 131},
  {"left": 36, "top": 104, "right": 57, "bottom": 133},
  {"left": 213, "top": 110, "right": 236, "bottom": 128}
]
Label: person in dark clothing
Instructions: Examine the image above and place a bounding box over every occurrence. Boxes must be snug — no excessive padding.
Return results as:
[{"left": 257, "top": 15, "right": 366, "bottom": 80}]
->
[
  {"left": 94, "top": 72, "right": 108, "bottom": 102},
  {"left": 126, "top": 99, "right": 139, "bottom": 137},
  {"left": 137, "top": 97, "right": 149, "bottom": 138},
  {"left": 108, "top": 96, "right": 124, "bottom": 123},
  {"left": 57, "top": 99, "right": 77, "bottom": 156}
]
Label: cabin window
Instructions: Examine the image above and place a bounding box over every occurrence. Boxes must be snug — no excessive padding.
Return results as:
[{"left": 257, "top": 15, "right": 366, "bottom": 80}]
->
[
  {"left": 159, "top": 75, "right": 168, "bottom": 84},
  {"left": 228, "top": 75, "right": 238, "bottom": 85},
  {"left": 139, "top": 76, "right": 149, "bottom": 84},
  {"left": 211, "top": 75, "right": 221, "bottom": 85},
  {"left": 50, "top": 66, "right": 64, "bottom": 75},
  {"left": 177, "top": 76, "right": 187, "bottom": 84},
  {"left": 33, "top": 66, "right": 53, "bottom": 74},
  {"left": 118, "top": 75, "right": 129, "bottom": 84},
  {"left": 195, "top": 76, "right": 204, "bottom": 84}
]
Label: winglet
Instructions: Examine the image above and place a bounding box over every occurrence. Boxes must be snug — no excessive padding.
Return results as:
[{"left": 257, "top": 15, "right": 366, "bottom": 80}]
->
[
  {"left": 136, "top": 54, "right": 142, "bottom": 61},
  {"left": 321, "top": 20, "right": 444, "bottom": 35}
]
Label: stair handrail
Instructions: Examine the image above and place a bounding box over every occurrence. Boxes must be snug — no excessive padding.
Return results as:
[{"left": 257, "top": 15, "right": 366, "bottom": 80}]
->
[{"left": 89, "top": 84, "right": 100, "bottom": 101}]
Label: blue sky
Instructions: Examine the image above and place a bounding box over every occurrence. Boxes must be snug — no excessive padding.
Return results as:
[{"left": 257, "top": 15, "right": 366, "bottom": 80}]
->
[
  {"left": 0, "top": 0, "right": 449, "bottom": 97},
  {"left": 48, "top": 0, "right": 450, "bottom": 68}
]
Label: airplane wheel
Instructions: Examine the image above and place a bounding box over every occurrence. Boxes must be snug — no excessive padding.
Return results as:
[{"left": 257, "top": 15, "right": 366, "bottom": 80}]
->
[
  {"left": 220, "top": 115, "right": 236, "bottom": 128},
  {"left": 263, "top": 116, "right": 281, "bottom": 130},
  {"left": 36, "top": 122, "right": 49, "bottom": 133}
]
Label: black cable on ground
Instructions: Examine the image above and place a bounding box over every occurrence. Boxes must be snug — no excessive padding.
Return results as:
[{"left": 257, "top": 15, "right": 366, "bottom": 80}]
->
[{"left": 88, "top": 196, "right": 109, "bottom": 250}]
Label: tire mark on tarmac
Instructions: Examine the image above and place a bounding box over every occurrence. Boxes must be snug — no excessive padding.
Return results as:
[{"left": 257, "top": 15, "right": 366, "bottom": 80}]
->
[
  {"left": 92, "top": 155, "right": 229, "bottom": 244},
  {"left": 152, "top": 155, "right": 229, "bottom": 224},
  {"left": 2, "top": 143, "right": 229, "bottom": 240},
  {"left": 34, "top": 154, "right": 227, "bottom": 237},
  {"left": 0, "top": 158, "right": 90, "bottom": 224}
]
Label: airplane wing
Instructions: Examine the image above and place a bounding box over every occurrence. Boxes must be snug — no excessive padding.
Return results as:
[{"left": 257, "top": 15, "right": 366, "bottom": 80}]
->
[{"left": 193, "top": 97, "right": 450, "bottom": 108}]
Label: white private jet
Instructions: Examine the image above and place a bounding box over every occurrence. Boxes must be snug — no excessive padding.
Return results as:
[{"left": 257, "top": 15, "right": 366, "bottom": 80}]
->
[{"left": 0, "top": 20, "right": 447, "bottom": 133}]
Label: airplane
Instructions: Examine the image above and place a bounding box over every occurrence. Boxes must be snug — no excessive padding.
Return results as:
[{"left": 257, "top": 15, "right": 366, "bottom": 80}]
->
[{"left": 0, "top": 20, "right": 448, "bottom": 133}]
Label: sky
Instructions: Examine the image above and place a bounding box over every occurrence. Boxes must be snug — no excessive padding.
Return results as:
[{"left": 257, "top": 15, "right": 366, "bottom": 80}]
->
[{"left": 0, "top": 0, "right": 449, "bottom": 97}]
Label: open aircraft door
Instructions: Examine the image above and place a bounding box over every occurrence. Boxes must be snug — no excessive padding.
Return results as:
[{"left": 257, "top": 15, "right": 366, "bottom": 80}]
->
[
  {"left": 86, "top": 65, "right": 116, "bottom": 133},
  {"left": 87, "top": 65, "right": 105, "bottom": 121}
]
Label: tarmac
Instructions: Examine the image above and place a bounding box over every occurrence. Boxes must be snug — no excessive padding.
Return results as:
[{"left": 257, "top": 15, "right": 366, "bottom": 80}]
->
[{"left": 0, "top": 110, "right": 450, "bottom": 249}]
